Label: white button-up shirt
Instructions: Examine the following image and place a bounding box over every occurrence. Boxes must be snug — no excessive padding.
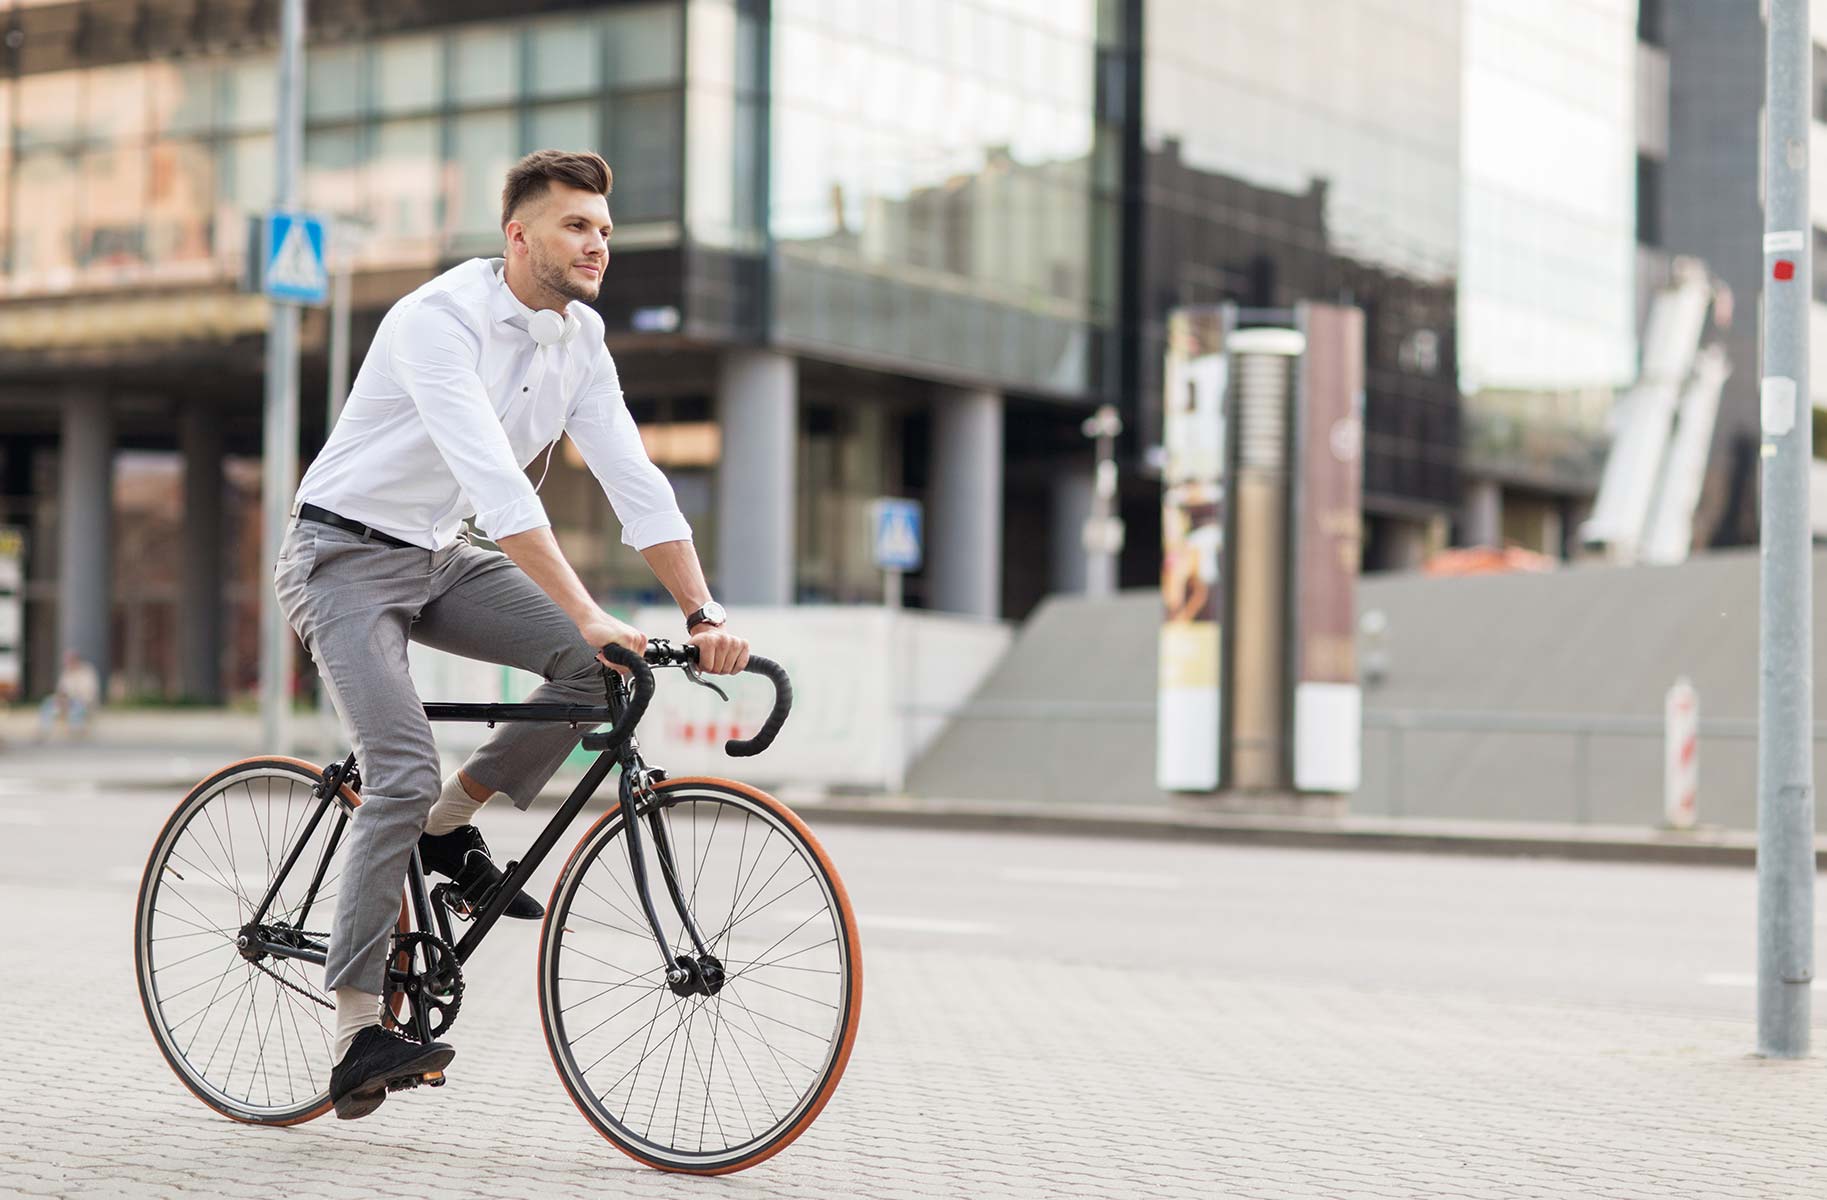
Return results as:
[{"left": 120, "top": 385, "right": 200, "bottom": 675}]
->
[{"left": 294, "top": 257, "right": 692, "bottom": 553}]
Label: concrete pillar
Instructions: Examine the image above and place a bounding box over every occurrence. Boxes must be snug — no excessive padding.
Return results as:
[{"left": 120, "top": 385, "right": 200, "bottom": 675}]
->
[
  {"left": 57, "top": 391, "right": 113, "bottom": 690},
  {"left": 1463, "top": 479, "right": 1502, "bottom": 548},
  {"left": 716, "top": 350, "right": 796, "bottom": 605},
  {"left": 929, "top": 386, "right": 1003, "bottom": 618},
  {"left": 1049, "top": 466, "right": 1093, "bottom": 596},
  {"left": 179, "top": 401, "right": 225, "bottom": 701}
]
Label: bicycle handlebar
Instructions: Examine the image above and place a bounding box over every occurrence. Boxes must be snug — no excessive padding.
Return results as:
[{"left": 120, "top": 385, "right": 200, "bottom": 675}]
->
[
  {"left": 596, "top": 643, "right": 655, "bottom": 755},
  {"left": 594, "top": 641, "right": 792, "bottom": 758},
  {"left": 723, "top": 655, "right": 792, "bottom": 757}
]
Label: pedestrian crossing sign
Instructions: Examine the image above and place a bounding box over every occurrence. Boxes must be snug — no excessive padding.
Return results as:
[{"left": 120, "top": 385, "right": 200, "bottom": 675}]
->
[
  {"left": 262, "top": 211, "right": 329, "bottom": 305},
  {"left": 870, "top": 498, "right": 923, "bottom": 572}
]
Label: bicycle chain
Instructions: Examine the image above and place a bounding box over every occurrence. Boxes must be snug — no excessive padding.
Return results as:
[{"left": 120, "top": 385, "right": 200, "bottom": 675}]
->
[{"left": 249, "top": 941, "right": 335, "bottom": 1010}]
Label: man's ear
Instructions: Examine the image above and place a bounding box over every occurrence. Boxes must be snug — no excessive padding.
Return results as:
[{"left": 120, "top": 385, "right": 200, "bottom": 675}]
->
[{"left": 504, "top": 218, "right": 529, "bottom": 257}]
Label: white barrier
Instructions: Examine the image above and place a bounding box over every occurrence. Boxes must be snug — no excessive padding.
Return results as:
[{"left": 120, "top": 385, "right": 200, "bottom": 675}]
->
[{"left": 410, "top": 605, "right": 1011, "bottom": 793}]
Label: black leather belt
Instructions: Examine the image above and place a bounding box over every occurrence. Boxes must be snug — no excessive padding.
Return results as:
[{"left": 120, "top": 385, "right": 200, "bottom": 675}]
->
[{"left": 296, "top": 503, "right": 414, "bottom": 550}]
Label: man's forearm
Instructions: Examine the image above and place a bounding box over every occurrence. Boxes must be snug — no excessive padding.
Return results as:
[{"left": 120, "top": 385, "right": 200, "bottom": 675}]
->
[
  {"left": 639, "top": 539, "right": 713, "bottom": 620},
  {"left": 495, "top": 527, "right": 600, "bottom": 627}
]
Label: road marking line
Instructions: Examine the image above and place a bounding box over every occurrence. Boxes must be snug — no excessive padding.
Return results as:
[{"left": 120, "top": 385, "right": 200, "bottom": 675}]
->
[
  {"left": 1000, "top": 867, "right": 1184, "bottom": 890},
  {"left": 860, "top": 914, "right": 999, "bottom": 936},
  {"left": 1702, "top": 972, "right": 1827, "bottom": 990}
]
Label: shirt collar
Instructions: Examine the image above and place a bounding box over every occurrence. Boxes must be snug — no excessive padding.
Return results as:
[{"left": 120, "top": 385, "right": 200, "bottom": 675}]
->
[{"left": 487, "top": 258, "right": 540, "bottom": 328}]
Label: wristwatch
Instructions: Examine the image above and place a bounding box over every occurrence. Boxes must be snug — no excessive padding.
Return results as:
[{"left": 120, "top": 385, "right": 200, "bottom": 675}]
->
[{"left": 686, "top": 601, "right": 727, "bottom": 634}]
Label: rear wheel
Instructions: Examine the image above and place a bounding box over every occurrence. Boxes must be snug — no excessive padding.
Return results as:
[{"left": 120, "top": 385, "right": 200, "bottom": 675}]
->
[
  {"left": 134, "top": 756, "right": 402, "bottom": 1125},
  {"left": 539, "top": 777, "right": 863, "bottom": 1174}
]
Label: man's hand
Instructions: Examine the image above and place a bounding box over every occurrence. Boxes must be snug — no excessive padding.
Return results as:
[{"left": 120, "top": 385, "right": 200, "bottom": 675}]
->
[
  {"left": 690, "top": 626, "right": 750, "bottom": 675},
  {"left": 579, "top": 611, "right": 647, "bottom": 668}
]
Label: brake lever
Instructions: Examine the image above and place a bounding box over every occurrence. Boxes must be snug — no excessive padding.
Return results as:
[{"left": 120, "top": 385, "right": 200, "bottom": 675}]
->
[{"left": 682, "top": 662, "right": 729, "bottom": 702}]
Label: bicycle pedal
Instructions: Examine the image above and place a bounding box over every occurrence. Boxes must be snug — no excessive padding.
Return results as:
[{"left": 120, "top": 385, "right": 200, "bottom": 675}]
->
[{"left": 423, "top": 1071, "right": 446, "bottom": 1087}]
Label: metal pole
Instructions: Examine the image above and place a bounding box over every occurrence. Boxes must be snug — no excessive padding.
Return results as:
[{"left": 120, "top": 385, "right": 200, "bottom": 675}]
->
[
  {"left": 259, "top": 0, "right": 306, "bottom": 755},
  {"left": 328, "top": 258, "right": 351, "bottom": 430},
  {"left": 1758, "top": 0, "right": 1814, "bottom": 1060}
]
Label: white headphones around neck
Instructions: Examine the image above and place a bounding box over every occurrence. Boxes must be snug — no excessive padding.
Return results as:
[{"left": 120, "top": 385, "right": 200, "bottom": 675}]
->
[{"left": 528, "top": 308, "right": 581, "bottom": 347}]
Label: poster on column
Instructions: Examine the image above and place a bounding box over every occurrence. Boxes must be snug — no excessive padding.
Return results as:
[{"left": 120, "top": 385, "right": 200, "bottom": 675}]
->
[
  {"left": 1157, "top": 308, "right": 1228, "bottom": 792},
  {"left": 0, "top": 526, "right": 22, "bottom": 702},
  {"left": 1291, "top": 304, "right": 1364, "bottom": 792}
]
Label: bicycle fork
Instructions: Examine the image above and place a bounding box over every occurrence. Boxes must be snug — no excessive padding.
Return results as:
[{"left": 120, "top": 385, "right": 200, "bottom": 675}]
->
[{"left": 617, "top": 766, "right": 727, "bottom": 997}]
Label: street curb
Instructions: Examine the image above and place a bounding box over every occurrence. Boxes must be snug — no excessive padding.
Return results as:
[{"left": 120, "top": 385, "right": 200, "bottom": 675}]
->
[{"left": 775, "top": 796, "right": 1785, "bottom": 867}]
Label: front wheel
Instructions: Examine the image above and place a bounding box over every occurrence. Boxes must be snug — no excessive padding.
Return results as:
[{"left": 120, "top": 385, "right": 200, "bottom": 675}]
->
[{"left": 538, "top": 777, "right": 863, "bottom": 1174}]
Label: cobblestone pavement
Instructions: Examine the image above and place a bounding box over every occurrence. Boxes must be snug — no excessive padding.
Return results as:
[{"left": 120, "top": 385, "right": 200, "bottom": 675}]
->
[{"left": 4, "top": 786, "right": 1827, "bottom": 1198}]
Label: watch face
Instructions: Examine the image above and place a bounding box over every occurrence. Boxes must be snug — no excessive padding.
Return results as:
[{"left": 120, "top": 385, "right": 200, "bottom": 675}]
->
[{"left": 696, "top": 601, "right": 727, "bottom": 627}]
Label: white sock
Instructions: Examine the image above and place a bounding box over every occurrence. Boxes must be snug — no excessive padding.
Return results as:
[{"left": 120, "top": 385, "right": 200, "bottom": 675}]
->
[
  {"left": 332, "top": 988, "right": 382, "bottom": 1063},
  {"left": 424, "top": 772, "right": 487, "bottom": 836}
]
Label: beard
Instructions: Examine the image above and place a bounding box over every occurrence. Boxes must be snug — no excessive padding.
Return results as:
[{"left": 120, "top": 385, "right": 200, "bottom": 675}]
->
[{"left": 530, "top": 243, "right": 600, "bottom": 303}]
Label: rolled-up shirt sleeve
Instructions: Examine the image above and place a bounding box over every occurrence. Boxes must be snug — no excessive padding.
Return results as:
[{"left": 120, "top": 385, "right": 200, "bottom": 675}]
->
[
  {"left": 391, "top": 299, "right": 550, "bottom": 541},
  {"left": 567, "top": 349, "right": 694, "bottom": 550}
]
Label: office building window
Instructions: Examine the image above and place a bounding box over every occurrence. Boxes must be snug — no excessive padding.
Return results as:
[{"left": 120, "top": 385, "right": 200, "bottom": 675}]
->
[{"left": 1636, "top": 154, "right": 1661, "bottom": 247}]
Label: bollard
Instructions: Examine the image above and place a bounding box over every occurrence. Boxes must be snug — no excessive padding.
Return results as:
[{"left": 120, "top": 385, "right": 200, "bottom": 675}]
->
[{"left": 1664, "top": 677, "right": 1698, "bottom": 829}]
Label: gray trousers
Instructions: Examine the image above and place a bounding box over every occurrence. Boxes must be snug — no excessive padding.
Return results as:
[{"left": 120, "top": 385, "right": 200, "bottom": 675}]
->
[{"left": 273, "top": 519, "right": 604, "bottom": 994}]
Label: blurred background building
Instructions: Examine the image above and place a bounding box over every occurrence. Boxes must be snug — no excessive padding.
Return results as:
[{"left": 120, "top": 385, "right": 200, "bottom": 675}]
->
[{"left": 0, "top": 0, "right": 1806, "bottom": 703}]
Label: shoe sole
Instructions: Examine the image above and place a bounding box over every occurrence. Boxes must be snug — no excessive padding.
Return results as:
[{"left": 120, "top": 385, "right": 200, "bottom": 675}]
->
[{"left": 332, "top": 1045, "right": 457, "bottom": 1120}]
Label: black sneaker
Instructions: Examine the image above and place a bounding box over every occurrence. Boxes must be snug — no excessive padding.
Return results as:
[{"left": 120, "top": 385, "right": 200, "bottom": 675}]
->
[
  {"left": 418, "top": 825, "right": 544, "bottom": 920},
  {"left": 329, "top": 1026, "right": 455, "bottom": 1120}
]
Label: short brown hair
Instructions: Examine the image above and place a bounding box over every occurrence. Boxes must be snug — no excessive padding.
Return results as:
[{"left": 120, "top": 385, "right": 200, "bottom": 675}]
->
[{"left": 500, "top": 150, "right": 613, "bottom": 229}]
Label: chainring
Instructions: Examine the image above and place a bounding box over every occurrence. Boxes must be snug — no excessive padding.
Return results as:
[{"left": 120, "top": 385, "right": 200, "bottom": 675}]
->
[{"left": 382, "top": 929, "right": 465, "bottom": 1040}]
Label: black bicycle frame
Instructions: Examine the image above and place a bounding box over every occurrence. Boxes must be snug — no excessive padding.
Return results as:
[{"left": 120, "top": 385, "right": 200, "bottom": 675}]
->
[{"left": 249, "top": 673, "right": 708, "bottom": 985}]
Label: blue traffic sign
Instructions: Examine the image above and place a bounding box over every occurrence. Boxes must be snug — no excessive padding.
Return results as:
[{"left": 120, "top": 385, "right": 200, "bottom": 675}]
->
[
  {"left": 262, "top": 211, "right": 329, "bottom": 305},
  {"left": 870, "top": 498, "right": 923, "bottom": 572}
]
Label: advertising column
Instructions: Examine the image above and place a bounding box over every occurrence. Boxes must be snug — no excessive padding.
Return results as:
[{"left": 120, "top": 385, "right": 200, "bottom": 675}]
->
[
  {"left": 1157, "top": 308, "right": 1229, "bottom": 791},
  {"left": 0, "top": 526, "right": 21, "bottom": 702},
  {"left": 1290, "top": 303, "right": 1365, "bottom": 792}
]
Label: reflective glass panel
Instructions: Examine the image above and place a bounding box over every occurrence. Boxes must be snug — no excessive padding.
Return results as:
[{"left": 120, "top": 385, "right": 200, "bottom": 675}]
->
[
  {"left": 368, "top": 118, "right": 442, "bottom": 246},
  {"left": 373, "top": 34, "right": 443, "bottom": 115},
  {"left": 527, "top": 101, "right": 599, "bottom": 154},
  {"left": 17, "top": 72, "right": 82, "bottom": 148},
  {"left": 80, "top": 146, "right": 148, "bottom": 267},
  {"left": 452, "top": 26, "right": 520, "bottom": 106},
  {"left": 606, "top": 4, "right": 683, "bottom": 87},
  {"left": 147, "top": 139, "right": 216, "bottom": 264},
  {"left": 307, "top": 44, "right": 364, "bottom": 122},
  {"left": 149, "top": 60, "right": 216, "bottom": 136},
  {"left": 86, "top": 64, "right": 148, "bottom": 144},
  {"left": 221, "top": 55, "right": 277, "bottom": 131},
  {"left": 452, "top": 110, "right": 518, "bottom": 237},
  {"left": 11, "top": 149, "right": 79, "bottom": 275},
  {"left": 528, "top": 15, "right": 600, "bottom": 97}
]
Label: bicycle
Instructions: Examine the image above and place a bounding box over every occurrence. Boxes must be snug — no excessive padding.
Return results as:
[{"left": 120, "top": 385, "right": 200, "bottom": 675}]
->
[{"left": 133, "top": 641, "right": 863, "bottom": 1175}]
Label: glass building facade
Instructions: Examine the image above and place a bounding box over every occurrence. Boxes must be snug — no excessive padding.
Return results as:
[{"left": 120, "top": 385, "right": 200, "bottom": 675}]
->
[
  {"left": 0, "top": 3, "right": 686, "bottom": 294},
  {"left": 1137, "top": 0, "right": 1465, "bottom": 531},
  {"left": 763, "top": 0, "right": 1117, "bottom": 398},
  {"left": 1458, "top": 0, "right": 1638, "bottom": 394}
]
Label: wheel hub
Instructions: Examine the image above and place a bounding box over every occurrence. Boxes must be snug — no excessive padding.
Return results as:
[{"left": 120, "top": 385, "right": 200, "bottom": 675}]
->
[{"left": 666, "top": 952, "right": 726, "bottom": 997}]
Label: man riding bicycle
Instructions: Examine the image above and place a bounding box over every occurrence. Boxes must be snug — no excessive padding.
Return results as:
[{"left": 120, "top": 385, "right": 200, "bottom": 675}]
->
[{"left": 274, "top": 149, "right": 749, "bottom": 1120}]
